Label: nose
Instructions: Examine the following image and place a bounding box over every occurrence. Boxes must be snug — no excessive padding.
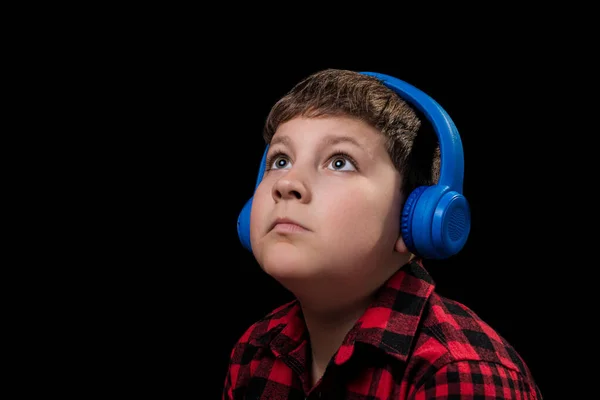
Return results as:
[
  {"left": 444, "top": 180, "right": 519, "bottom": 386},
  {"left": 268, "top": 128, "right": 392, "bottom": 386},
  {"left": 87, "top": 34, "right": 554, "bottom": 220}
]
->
[{"left": 272, "top": 172, "right": 311, "bottom": 203}]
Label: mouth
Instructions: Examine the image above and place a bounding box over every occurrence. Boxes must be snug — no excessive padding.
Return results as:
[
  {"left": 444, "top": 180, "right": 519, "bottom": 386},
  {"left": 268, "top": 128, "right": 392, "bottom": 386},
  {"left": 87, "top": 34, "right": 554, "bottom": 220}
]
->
[{"left": 270, "top": 217, "right": 309, "bottom": 233}]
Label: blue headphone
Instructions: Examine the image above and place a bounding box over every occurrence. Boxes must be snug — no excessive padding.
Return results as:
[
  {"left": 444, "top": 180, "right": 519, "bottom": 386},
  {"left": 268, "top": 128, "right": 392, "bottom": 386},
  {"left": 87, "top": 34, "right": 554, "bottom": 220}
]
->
[{"left": 237, "top": 72, "right": 471, "bottom": 259}]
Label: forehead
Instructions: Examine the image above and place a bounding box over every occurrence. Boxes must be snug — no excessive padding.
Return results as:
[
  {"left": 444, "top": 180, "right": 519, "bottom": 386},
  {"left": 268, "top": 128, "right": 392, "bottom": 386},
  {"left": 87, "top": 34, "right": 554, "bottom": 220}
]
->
[{"left": 271, "top": 116, "right": 385, "bottom": 154}]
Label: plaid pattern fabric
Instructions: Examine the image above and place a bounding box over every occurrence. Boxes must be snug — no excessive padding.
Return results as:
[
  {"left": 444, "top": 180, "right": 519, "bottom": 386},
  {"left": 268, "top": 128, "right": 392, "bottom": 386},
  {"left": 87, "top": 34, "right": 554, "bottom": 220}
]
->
[{"left": 223, "top": 260, "right": 542, "bottom": 399}]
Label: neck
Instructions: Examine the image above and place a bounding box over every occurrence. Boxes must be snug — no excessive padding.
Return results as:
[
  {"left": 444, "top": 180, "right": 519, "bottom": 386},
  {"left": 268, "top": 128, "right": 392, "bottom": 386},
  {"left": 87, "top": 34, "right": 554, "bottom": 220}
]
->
[{"left": 300, "top": 295, "right": 373, "bottom": 387}]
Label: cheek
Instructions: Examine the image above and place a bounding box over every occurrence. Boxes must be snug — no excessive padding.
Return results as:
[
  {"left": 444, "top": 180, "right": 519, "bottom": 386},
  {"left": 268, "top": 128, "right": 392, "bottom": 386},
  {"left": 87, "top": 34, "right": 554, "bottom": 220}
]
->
[
  {"left": 334, "top": 178, "right": 402, "bottom": 247},
  {"left": 319, "top": 185, "right": 397, "bottom": 237}
]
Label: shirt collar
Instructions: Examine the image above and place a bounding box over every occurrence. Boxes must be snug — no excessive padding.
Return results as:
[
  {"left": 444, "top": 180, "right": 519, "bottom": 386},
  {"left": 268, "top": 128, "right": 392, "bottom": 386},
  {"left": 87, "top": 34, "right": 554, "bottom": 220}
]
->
[
  {"left": 251, "top": 259, "right": 436, "bottom": 364},
  {"left": 341, "top": 259, "right": 436, "bottom": 363}
]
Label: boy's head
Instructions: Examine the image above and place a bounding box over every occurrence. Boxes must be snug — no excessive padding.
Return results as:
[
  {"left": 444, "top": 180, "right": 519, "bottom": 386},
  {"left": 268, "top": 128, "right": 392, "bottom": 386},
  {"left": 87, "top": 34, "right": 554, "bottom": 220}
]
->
[
  {"left": 263, "top": 69, "right": 441, "bottom": 200},
  {"left": 245, "top": 69, "right": 463, "bottom": 307}
]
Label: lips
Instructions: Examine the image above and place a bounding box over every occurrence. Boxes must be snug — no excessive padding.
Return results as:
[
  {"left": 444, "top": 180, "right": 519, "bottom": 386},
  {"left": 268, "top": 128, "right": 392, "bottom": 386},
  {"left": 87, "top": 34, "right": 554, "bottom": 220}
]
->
[{"left": 270, "top": 217, "right": 308, "bottom": 232}]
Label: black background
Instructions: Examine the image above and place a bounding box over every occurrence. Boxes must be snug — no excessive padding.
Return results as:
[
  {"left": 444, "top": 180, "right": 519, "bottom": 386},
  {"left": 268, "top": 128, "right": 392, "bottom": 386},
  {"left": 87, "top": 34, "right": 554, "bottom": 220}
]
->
[
  {"left": 109, "top": 62, "right": 551, "bottom": 397},
  {"left": 76, "top": 26, "right": 591, "bottom": 398}
]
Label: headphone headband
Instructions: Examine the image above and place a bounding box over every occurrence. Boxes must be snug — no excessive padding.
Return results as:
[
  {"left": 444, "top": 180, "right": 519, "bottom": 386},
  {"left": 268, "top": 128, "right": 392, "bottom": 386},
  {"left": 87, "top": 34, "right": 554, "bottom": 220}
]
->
[{"left": 359, "top": 72, "right": 464, "bottom": 192}]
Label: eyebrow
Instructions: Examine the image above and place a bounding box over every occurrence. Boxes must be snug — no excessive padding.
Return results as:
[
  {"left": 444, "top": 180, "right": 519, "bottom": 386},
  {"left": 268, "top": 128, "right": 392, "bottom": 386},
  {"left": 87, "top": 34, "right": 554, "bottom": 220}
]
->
[{"left": 270, "top": 135, "right": 292, "bottom": 147}]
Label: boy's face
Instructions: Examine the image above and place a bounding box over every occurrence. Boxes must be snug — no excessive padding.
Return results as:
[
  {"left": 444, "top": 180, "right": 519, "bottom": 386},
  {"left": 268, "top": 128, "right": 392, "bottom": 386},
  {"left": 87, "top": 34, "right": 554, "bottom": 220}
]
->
[{"left": 250, "top": 116, "right": 409, "bottom": 300}]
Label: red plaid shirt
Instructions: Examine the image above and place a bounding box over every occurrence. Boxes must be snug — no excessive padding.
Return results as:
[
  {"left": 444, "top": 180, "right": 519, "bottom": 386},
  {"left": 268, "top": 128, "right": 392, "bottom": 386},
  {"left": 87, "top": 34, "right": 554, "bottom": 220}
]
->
[{"left": 223, "top": 260, "right": 542, "bottom": 399}]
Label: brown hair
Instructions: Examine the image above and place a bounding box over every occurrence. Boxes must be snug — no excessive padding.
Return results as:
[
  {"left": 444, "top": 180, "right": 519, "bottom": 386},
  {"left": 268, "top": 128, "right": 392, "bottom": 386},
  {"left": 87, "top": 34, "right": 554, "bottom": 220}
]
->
[{"left": 263, "top": 69, "right": 440, "bottom": 201}]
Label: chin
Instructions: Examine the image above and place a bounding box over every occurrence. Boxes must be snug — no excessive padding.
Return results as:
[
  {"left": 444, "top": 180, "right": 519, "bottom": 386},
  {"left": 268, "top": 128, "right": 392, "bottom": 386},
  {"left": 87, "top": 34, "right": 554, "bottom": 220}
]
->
[{"left": 259, "top": 243, "right": 317, "bottom": 282}]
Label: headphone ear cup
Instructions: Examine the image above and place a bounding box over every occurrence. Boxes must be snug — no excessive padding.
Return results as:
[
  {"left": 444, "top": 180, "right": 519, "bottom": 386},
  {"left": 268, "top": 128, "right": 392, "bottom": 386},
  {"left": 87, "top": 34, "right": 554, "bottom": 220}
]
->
[
  {"left": 237, "top": 196, "right": 253, "bottom": 252},
  {"left": 407, "top": 185, "right": 471, "bottom": 259},
  {"left": 431, "top": 190, "right": 470, "bottom": 257},
  {"left": 401, "top": 186, "right": 428, "bottom": 254},
  {"left": 238, "top": 145, "right": 270, "bottom": 252}
]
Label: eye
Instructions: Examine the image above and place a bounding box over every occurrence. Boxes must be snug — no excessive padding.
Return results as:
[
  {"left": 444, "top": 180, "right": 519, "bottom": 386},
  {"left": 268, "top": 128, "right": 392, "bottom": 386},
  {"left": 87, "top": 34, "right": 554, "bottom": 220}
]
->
[
  {"left": 267, "top": 153, "right": 292, "bottom": 170},
  {"left": 327, "top": 154, "right": 357, "bottom": 172}
]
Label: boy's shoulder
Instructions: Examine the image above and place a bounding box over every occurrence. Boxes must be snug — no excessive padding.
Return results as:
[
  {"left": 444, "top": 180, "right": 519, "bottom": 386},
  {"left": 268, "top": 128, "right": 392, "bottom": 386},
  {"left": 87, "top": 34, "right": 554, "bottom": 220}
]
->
[
  {"left": 414, "top": 289, "right": 539, "bottom": 388},
  {"left": 229, "top": 299, "right": 301, "bottom": 354},
  {"left": 421, "top": 291, "right": 524, "bottom": 365}
]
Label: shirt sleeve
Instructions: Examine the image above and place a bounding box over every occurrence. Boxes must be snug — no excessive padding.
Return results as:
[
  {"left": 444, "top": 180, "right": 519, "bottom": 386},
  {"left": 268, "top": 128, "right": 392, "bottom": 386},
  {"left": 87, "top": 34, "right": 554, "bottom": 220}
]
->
[
  {"left": 222, "top": 345, "right": 238, "bottom": 400},
  {"left": 412, "top": 360, "right": 541, "bottom": 399},
  {"left": 222, "top": 364, "right": 233, "bottom": 400}
]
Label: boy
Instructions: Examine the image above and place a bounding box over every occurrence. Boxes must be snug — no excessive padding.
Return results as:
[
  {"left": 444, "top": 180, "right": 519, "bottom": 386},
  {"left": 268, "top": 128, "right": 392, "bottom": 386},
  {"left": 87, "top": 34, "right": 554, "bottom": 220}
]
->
[{"left": 224, "top": 69, "right": 541, "bottom": 399}]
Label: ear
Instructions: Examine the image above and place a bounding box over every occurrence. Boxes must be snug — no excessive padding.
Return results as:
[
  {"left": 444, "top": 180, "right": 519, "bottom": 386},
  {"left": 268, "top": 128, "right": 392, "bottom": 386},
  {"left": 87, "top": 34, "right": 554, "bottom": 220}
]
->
[{"left": 394, "top": 234, "right": 410, "bottom": 254}]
